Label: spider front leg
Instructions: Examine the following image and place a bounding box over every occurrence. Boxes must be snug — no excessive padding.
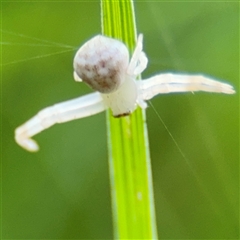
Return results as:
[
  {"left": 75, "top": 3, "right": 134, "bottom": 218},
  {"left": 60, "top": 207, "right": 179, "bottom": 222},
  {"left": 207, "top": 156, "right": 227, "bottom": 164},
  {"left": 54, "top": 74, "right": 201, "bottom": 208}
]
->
[
  {"left": 15, "top": 92, "right": 106, "bottom": 152},
  {"left": 127, "top": 34, "right": 148, "bottom": 76},
  {"left": 138, "top": 73, "right": 235, "bottom": 100}
]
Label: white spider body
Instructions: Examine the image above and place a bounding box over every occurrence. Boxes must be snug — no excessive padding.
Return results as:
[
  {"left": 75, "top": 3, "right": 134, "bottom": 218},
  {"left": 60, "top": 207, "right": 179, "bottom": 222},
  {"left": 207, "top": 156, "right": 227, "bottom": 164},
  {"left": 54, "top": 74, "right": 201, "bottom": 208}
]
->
[
  {"left": 73, "top": 35, "right": 129, "bottom": 94},
  {"left": 101, "top": 75, "right": 138, "bottom": 117},
  {"left": 73, "top": 35, "right": 144, "bottom": 117},
  {"left": 15, "top": 34, "right": 235, "bottom": 152}
]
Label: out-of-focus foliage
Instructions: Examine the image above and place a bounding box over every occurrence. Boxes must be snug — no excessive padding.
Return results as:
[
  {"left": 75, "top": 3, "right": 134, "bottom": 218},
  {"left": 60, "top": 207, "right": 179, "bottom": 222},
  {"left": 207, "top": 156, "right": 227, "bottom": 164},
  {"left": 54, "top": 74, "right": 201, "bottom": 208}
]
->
[{"left": 2, "top": 1, "right": 238, "bottom": 239}]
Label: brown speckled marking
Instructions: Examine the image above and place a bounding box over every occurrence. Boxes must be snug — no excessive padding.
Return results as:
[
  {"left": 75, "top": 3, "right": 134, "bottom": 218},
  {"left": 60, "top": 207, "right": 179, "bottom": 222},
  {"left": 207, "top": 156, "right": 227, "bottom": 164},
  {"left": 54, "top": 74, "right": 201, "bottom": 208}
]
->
[
  {"left": 99, "top": 60, "right": 106, "bottom": 68},
  {"left": 85, "top": 64, "right": 91, "bottom": 72},
  {"left": 75, "top": 58, "right": 121, "bottom": 93}
]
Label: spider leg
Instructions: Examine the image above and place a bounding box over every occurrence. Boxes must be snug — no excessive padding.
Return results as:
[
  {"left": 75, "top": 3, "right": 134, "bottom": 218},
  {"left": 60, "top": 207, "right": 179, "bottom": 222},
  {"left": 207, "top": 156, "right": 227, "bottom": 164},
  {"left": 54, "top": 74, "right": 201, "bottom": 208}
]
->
[
  {"left": 15, "top": 92, "right": 106, "bottom": 152},
  {"left": 138, "top": 73, "right": 235, "bottom": 100},
  {"left": 127, "top": 34, "right": 148, "bottom": 76},
  {"left": 133, "top": 52, "right": 148, "bottom": 76},
  {"left": 73, "top": 71, "right": 82, "bottom": 82}
]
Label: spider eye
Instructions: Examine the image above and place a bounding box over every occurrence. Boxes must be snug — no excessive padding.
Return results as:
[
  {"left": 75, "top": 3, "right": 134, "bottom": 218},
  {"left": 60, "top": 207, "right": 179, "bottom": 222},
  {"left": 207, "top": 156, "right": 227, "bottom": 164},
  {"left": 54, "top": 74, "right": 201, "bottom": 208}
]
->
[{"left": 73, "top": 35, "right": 129, "bottom": 93}]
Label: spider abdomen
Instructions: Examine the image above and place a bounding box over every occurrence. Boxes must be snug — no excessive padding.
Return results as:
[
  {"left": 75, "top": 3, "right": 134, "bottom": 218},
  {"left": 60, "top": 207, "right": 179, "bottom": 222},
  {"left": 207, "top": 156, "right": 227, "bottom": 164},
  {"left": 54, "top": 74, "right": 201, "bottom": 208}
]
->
[{"left": 73, "top": 35, "right": 129, "bottom": 93}]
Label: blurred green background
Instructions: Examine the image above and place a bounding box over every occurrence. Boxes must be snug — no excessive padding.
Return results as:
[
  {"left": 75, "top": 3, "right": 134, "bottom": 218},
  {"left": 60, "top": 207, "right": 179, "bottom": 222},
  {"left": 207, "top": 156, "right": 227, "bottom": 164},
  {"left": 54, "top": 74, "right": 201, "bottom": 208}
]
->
[{"left": 2, "top": 1, "right": 239, "bottom": 239}]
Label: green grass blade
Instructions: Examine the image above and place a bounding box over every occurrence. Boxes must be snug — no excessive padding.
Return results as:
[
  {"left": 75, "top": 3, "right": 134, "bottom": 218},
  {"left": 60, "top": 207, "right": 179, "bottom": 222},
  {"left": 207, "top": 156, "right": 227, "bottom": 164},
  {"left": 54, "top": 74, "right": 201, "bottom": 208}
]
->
[{"left": 101, "top": 1, "right": 158, "bottom": 239}]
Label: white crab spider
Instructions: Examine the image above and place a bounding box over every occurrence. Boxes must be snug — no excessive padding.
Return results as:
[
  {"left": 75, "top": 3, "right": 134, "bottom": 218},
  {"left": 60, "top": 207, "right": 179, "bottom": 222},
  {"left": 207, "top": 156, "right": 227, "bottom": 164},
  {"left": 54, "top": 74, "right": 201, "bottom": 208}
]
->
[{"left": 15, "top": 34, "right": 235, "bottom": 152}]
